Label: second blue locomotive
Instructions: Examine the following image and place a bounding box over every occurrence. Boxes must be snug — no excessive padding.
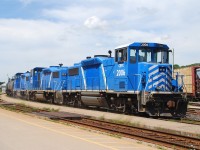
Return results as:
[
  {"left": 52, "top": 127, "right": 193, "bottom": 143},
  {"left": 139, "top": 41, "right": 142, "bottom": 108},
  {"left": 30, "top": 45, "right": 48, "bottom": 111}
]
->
[{"left": 8, "top": 42, "right": 188, "bottom": 117}]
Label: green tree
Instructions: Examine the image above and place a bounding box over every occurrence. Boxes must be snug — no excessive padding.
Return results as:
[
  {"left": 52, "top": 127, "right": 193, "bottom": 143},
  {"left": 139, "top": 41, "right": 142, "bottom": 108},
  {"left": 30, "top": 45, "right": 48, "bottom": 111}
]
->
[{"left": 173, "top": 64, "right": 180, "bottom": 69}]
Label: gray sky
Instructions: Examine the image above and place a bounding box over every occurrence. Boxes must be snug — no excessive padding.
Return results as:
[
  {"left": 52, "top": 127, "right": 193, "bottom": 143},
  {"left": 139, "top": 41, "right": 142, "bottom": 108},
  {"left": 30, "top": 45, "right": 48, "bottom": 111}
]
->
[{"left": 0, "top": 0, "right": 200, "bottom": 82}]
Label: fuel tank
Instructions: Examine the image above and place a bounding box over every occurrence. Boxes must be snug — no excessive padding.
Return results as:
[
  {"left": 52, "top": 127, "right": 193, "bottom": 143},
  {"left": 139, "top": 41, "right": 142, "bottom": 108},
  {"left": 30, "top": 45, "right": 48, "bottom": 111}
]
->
[
  {"left": 35, "top": 93, "right": 46, "bottom": 100},
  {"left": 81, "top": 96, "right": 108, "bottom": 107}
]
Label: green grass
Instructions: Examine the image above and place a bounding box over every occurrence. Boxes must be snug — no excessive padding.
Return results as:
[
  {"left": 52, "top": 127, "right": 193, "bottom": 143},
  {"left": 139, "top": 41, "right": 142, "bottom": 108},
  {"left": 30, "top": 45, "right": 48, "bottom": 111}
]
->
[
  {"left": 41, "top": 107, "right": 59, "bottom": 112},
  {"left": 0, "top": 102, "right": 60, "bottom": 113},
  {"left": 96, "top": 115, "right": 146, "bottom": 131},
  {"left": 156, "top": 145, "right": 168, "bottom": 150}
]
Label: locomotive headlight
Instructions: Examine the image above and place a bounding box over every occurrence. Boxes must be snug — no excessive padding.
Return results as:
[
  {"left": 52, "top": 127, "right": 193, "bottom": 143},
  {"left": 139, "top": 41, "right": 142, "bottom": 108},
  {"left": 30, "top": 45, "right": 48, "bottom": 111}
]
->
[{"left": 159, "top": 67, "right": 166, "bottom": 72}]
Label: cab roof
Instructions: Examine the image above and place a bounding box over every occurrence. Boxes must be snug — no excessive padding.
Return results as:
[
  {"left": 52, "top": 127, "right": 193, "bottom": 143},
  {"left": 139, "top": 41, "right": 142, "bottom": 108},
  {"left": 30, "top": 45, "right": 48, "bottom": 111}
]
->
[{"left": 115, "top": 42, "right": 169, "bottom": 49}]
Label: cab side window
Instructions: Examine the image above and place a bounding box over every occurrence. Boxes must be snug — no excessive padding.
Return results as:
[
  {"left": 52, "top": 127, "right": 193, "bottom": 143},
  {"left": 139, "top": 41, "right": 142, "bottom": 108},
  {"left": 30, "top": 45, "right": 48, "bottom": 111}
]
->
[
  {"left": 115, "top": 48, "right": 127, "bottom": 63},
  {"left": 53, "top": 72, "right": 59, "bottom": 78}
]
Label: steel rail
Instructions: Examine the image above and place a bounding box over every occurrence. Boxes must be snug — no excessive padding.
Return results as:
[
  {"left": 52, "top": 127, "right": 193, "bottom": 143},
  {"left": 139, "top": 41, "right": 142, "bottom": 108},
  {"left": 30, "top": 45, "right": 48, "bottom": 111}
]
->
[{"left": 54, "top": 118, "right": 200, "bottom": 150}]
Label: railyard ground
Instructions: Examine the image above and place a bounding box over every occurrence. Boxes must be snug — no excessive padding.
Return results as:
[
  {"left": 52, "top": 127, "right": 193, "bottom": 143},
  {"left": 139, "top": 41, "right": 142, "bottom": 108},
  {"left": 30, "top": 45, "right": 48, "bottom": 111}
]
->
[
  {"left": 1, "top": 94, "right": 200, "bottom": 137},
  {"left": 0, "top": 94, "right": 172, "bottom": 150},
  {"left": 0, "top": 108, "right": 163, "bottom": 150},
  {"left": 1, "top": 94, "right": 200, "bottom": 138},
  {"left": 1, "top": 94, "right": 200, "bottom": 149}
]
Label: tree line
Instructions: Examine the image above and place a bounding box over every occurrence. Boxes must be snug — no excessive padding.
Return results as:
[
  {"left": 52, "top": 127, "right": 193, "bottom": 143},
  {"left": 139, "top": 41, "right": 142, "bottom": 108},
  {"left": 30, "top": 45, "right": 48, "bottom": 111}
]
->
[{"left": 174, "top": 63, "right": 200, "bottom": 69}]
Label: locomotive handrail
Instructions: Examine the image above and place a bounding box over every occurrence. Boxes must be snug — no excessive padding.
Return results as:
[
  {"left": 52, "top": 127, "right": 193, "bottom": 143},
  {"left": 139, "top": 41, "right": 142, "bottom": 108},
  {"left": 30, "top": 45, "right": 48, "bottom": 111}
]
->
[
  {"left": 175, "top": 73, "right": 185, "bottom": 92},
  {"left": 53, "top": 81, "right": 57, "bottom": 91},
  {"left": 145, "top": 75, "right": 152, "bottom": 91},
  {"left": 136, "top": 74, "right": 142, "bottom": 91},
  {"left": 40, "top": 74, "right": 44, "bottom": 90},
  {"left": 60, "top": 80, "right": 66, "bottom": 91},
  {"left": 54, "top": 81, "right": 64, "bottom": 91}
]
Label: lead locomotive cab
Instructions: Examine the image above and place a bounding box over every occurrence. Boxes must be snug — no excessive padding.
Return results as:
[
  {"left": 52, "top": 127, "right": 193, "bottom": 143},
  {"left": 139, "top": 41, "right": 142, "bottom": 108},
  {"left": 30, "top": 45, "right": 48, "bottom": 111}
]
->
[{"left": 113, "top": 42, "right": 187, "bottom": 117}]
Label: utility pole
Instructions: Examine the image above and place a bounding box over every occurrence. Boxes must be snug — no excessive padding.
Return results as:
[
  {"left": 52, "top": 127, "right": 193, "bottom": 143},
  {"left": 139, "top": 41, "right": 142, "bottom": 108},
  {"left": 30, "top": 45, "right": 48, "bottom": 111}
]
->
[{"left": 172, "top": 48, "right": 174, "bottom": 77}]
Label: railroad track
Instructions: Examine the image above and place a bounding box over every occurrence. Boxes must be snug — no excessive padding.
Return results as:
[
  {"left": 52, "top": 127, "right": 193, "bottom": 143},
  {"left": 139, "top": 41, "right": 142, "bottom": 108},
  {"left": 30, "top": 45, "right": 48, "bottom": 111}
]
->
[
  {"left": 187, "top": 108, "right": 200, "bottom": 115},
  {"left": 156, "top": 108, "right": 200, "bottom": 125},
  {"left": 1, "top": 101, "right": 199, "bottom": 150},
  {"left": 178, "top": 108, "right": 200, "bottom": 125},
  {"left": 189, "top": 102, "right": 200, "bottom": 107},
  {"left": 51, "top": 118, "right": 200, "bottom": 150}
]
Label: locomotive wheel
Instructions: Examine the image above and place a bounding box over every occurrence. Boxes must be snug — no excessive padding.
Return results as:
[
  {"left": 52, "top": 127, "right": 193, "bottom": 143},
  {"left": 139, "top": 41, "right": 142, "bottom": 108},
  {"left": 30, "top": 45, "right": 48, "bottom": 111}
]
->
[
  {"left": 72, "top": 98, "right": 78, "bottom": 107},
  {"left": 77, "top": 100, "right": 83, "bottom": 107},
  {"left": 33, "top": 94, "right": 36, "bottom": 101},
  {"left": 25, "top": 95, "right": 29, "bottom": 100},
  {"left": 49, "top": 96, "right": 54, "bottom": 104},
  {"left": 25, "top": 92, "right": 30, "bottom": 100}
]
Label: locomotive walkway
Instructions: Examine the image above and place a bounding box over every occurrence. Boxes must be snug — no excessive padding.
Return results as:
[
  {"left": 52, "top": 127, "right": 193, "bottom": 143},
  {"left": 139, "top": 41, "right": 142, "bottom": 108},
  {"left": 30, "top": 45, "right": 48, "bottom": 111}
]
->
[{"left": 1, "top": 94, "right": 200, "bottom": 138}]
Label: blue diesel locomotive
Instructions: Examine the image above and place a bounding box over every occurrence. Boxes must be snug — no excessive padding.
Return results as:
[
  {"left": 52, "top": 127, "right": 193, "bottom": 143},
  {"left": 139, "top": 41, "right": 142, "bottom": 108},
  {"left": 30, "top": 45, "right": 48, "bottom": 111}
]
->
[{"left": 7, "top": 42, "right": 188, "bottom": 117}]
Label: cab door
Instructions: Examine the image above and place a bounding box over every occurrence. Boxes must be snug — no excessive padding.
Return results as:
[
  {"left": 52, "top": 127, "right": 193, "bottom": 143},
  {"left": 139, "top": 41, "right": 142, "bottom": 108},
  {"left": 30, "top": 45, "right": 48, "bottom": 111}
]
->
[
  {"left": 127, "top": 48, "right": 140, "bottom": 91},
  {"left": 114, "top": 47, "right": 128, "bottom": 92}
]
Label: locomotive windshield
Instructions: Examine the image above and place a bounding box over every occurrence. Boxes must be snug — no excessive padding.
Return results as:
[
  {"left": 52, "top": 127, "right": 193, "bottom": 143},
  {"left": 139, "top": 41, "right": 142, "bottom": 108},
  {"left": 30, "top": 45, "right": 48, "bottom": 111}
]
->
[
  {"left": 138, "top": 48, "right": 168, "bottom": 63},
  {"left": 138, "top": 49, "right": 151, "bottom": 62}
]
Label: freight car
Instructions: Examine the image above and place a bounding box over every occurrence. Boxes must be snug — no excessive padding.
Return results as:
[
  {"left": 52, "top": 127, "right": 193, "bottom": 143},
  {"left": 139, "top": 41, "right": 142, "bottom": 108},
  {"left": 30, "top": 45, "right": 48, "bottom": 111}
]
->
[
  {"left": 6, "top": 78, "right": 14, "bottom": 96},
  {"left": 174, "top": 66, "right": 200, "bottom": 101},
  {"left": 6, "top": 42, "right": 188, "bottom": 117}
]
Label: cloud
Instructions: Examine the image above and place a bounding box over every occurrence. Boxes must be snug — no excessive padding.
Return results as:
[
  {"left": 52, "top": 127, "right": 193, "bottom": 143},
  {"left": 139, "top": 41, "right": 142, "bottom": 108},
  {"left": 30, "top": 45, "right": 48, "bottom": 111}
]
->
[
  {"left": 42, "top": 6, "right": 112, "bottom": 22},
  {"left": 19, "top": 0, "right": 68, "bottom": 5},
  {"left": 1, "top": 0, "right": 200, "bottom": 82},
  {"left": 0, "top": 18, "right": 112, "bottom": 81},
  {"left": 84, "top": 16, "right": 107, "bottom": 29},
  {"left": 19, "top": 0, "right": 33, "bottom": 5},
  {"left": 160, "top": 35, "right": 170, "bottom": 41}
]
